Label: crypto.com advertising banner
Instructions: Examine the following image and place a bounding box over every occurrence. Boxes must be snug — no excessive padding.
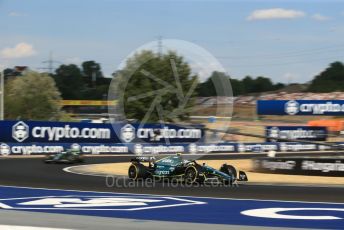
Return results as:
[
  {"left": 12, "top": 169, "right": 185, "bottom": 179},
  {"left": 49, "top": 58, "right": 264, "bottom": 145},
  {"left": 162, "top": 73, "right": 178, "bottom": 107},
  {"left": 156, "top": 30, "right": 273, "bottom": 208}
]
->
[
  {"left": 0, "top": 120, "right": 204, "bottom": 144},
  {"left": 257, "top": 100, "right": 344, "bottom": 116},
  {"left": 265, "top": 126, "right": 328, "bottom": 142},
  {"left": 253, "top": 157, "right": 344, "bottom": 177},
  {"left": 0, "top": 142, "right": 339, "bottom": 156}
]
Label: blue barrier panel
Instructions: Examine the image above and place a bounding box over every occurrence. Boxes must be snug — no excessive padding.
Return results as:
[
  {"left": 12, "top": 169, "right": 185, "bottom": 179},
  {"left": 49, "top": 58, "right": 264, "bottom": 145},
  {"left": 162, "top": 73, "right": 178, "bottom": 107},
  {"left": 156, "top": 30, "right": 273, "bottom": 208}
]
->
[
  {"left": 257, "top": 100, "right": 344, "bottom": 116},
  {"left": 0, "top": 120, "right": 204, "bottom": 144},
  {"left": 0, "top": 142, "right": 341, "bottom": 155},
  {"left": 265, "top": 126, "right": 328, "bottom": 142}
]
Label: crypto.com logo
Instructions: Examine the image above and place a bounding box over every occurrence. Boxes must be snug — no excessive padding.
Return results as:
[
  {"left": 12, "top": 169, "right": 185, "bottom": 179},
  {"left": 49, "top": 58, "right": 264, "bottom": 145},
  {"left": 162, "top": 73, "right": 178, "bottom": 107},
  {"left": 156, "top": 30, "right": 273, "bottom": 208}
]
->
[
  {"left": 285, "top": 100, "right": 299, "bottom": 115},
  {"left": 120, "top": 124, "right": 136, "bottom": 143},
  {"left": 268, "top": 127, "right": 280, "bottom": 139},
  {"left": 0, "top": 143, "right": 11, "bottom": 156},
  {"left": 0, "top": 195, "right": 205, "bottom": 211},
  {"left": 12, "top": 121, "right": 29, "bottom": 142},
  {"left": 108, "top": 39, "right": 233, "bottom": 149}
]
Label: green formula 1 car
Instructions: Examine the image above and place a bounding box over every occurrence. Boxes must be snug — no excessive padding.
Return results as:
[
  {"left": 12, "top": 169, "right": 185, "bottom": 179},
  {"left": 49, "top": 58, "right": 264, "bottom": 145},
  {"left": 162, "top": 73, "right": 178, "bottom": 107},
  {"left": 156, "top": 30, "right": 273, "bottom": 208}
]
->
[
  {"left": 44, "top": 149, "right": 84, "bottom": 164},
  {"left": 128, "top": 154, "right": 248, "bottom": 185}
]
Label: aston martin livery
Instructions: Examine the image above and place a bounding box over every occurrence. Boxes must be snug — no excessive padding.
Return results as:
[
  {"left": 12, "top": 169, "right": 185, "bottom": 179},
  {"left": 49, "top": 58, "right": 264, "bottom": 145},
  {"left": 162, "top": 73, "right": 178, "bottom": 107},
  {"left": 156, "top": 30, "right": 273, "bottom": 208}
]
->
[
  {"left": 44, "top": 149, "right": 84, "bottom": 164},
  {"left": 128, "top": 154, "right": 248, "bottom": 185}
]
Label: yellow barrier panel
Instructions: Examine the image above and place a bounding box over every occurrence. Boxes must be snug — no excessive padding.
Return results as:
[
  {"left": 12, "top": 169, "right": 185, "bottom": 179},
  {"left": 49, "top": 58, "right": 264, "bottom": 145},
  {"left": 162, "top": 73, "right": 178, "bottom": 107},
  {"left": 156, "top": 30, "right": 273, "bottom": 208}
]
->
[{"left": 59, "top": 100, "right": 117, "bottom": 106}]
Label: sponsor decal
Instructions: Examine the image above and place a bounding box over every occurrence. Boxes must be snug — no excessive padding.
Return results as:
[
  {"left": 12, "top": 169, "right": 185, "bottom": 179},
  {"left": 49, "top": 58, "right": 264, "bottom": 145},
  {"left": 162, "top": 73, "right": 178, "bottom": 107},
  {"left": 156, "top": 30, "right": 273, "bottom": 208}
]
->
[
  {"left": 2, "top": 121, "right": 204, "bottom": 144},
  {"left": 136, "top": 126, "right": 202, "bottom": 142},
  {"left": 285, "top": 100, "right": 299, "bottom": 115},
  {"left": 258, "top": 100, "right": 344, "bottom": 115},
  {"left": 139, "top": 145, "right": 185, "bottom": 154},
  {"left": 301, "top": 160, "right": 344, "bottom": 173},
  {"left": 0, "top": 195, "right": 204, "bottom": 211},
  {"left": 266, "top": 126, "right": 327, "bottom": 142},
  {"left": 254, "top": 157, "right": 344, "bottom": 176},
  {"left": 134, "top": 144, "right": 143, "bottom": 155},
  {"left": 261, "top": 160, "right": 296, "bottom": 170},
  {"left": 81, "top": 145, "right": 129, "bottom": 154},
  {"left": 12, "top": 121, "right": 29, "bottom": 142},
  {"left": 0, "top": 143, "right": 11, "bottom": 156},
  {"left": 0, "top": 142, "right": 342, "bottom": 155},
  {"left": 70, "top": 143, "right": 81, "bottom": 151},
  {"left": 188, "top": 143, "right": 197, "bottom": 154},
  {"left": 120, "top": 124, "right": 136, "bottom": 143},
  {"left": 280, "top": 143, "right": 288, "bottom": 152},
  {"left": 241, "top": 144, "right": 278, "bottom": 152},
  {"left": 282, "top": 143, "right": 317, "bottom": 151},
  {"left": 31, "top": 125, "right": 111, "bottom": 141},
  {"left": 0, "top": 186, "right": 343, "bottom": 229},
  {"left": 196, "top": 144, "right": 236, "bottom": 153},
  {"left": 11, "top": 145, "right": 64, "bottom": 155},
  {"left": 237, "top": 144, "right": 245, "bottom": 153},
  {"left": 298, "top": 102, "right": 344, "bottom": 115},
  {"left": 11, "top": 121, "right": 112, "bottom": 142}
]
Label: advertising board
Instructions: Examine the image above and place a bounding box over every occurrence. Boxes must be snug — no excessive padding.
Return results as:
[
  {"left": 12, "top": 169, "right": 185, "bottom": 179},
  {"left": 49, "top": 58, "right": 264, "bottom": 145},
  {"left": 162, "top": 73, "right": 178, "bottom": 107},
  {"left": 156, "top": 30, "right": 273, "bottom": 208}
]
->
[
  {"left": 0, "top": 120, "right": 204, "bottom": 144},
  {"left": 257, "top": 100, "right": 344, "bottom": 116}
]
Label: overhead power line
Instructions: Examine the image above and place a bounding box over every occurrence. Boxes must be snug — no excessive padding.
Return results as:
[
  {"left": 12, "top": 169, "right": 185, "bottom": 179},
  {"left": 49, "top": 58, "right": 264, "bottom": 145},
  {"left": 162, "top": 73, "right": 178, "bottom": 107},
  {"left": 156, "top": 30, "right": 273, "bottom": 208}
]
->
[{"left": 38, "top": 51, "right": 62, "bottom": 74}]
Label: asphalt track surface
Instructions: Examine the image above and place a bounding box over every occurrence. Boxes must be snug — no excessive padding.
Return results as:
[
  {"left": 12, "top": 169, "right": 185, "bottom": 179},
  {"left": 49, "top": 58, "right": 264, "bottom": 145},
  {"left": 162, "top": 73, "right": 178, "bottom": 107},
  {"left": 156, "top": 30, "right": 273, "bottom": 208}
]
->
[
  {"left": 0, "top": 154, "right": 343, "bottom": 203},
  {"left": 0, "top": 154, "right": 344, "bottom": 230}
]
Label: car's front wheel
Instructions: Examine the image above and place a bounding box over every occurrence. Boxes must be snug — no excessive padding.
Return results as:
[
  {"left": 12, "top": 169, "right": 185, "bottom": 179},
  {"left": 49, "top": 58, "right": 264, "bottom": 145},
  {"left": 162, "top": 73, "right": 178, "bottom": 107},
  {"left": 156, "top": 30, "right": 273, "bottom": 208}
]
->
[{"left": 128, "top": 163, "right": 150, "bottom": 180}]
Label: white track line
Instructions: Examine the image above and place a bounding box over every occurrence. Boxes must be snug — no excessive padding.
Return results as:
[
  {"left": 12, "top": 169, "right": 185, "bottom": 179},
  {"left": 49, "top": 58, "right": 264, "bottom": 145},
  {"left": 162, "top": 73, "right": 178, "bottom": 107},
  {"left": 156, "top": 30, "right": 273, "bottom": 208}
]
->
[{"left": 0, "top": 225, "right": 73, "bottom": 230}]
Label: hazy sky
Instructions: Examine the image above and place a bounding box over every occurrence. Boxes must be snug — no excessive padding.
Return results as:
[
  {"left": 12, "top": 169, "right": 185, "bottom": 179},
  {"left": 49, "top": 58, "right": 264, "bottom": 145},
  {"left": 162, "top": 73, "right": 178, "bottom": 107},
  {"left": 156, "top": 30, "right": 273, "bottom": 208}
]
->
[{"left": 1, "top": 0, "right": 344, "bottom": 83}]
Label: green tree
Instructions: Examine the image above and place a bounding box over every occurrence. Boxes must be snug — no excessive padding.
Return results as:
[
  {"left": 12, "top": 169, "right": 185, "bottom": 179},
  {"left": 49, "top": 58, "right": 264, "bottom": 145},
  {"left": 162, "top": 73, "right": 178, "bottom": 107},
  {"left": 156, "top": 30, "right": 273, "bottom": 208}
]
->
[
  {"left": 197, "top": 71, "right": 239, "bottom": 96},
  {"left": 308, "top": 61, "right": 344, "bottom": 92},
  {"left": 273, "top": 82, "right": 286, "bottom": 91},
  {"left": 53, "top": 64, "right": 85, "bottom": 99},
  {"left": 5, "top": 71, "right": 64, "bottom": 120},
  {"left": 252, "top": 76, "right": 274, "bottom": 93},
  {"left": 81, "top": 60, "right": 104, "bottom": 86},
  {"left": 198, "top": 72, "right": 285, "bottom": 96},
  {"left": 242, "top": 76, "right": 254, "bottom": 93},
  {"left": 81, "top": 61, "right": 111, "bottom": 99},
  {"left": 114, "top": 50, "right": 198, "bottom": 122},
  {"left": 230, "top": 78, "right": 245, "bottom": 95}
]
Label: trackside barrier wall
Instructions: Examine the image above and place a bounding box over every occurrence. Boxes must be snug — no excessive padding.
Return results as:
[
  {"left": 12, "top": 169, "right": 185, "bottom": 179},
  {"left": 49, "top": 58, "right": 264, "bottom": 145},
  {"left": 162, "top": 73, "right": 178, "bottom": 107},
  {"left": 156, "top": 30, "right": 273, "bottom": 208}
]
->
[
  {"left": 265, "top": 126, "right": 328, "bottom": 142},
  {"left": 257, "top": 100, "right": 344, "bottom": 116},
  {"left": 253, "top": 157, "right": 344, "bottom": 177},
  {"left": 0, "top": 120, "right": 204, "bottom": 143},
  {"left": 0, "top": 142, "right": 342, "bottom": 155}
]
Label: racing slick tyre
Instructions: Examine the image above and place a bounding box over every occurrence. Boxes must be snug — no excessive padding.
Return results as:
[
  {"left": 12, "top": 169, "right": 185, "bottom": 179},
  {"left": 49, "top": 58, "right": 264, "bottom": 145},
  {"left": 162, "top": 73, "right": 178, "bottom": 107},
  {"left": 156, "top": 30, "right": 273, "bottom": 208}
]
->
[
  {"left": 220, "top": 164, "right": 237, "bottom": 185},
  {"left": 128, "top": 163, "right": 150, "bottom": 180},
  {"left": 43, "top": 155, "right": 53, "bottom": 164},
  {"left": 184, "top": 166, "right": 204, "bottom": 184},
  {"left": 66, "top": 156, "right": 76, "bottom": 164},
  {"left": 77, "top": 156, "right": 84, "bottom": 163}
]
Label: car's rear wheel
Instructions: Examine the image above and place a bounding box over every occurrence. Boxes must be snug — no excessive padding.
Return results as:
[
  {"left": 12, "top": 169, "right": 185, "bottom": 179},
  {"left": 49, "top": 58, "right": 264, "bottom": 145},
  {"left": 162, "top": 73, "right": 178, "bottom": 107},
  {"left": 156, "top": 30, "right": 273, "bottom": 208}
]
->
[
  {"left": 220, "top": 164, "right": 237, "bottom": 178},
  {"left": 184, "top": 166, "right": 199, "bottom": 184},
  {"left": 66, "top": 156, "right": 76, "bottom": 163},
  {"left": 43, "top": 155, "right": 53, "bottom": 163},
  {"left": 220, "top": 164, "right": 237, "bottom": 185},
  {"left": 77, "top": 156, "right": 84, "bottom": 163}
]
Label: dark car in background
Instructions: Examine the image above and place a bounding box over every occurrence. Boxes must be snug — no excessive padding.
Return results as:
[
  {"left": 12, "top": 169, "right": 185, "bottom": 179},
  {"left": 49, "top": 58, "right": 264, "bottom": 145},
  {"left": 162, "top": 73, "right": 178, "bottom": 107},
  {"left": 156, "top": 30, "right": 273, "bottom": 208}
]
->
[{"left": 44, "top": 149, "right": 84, "bottom": 164}]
